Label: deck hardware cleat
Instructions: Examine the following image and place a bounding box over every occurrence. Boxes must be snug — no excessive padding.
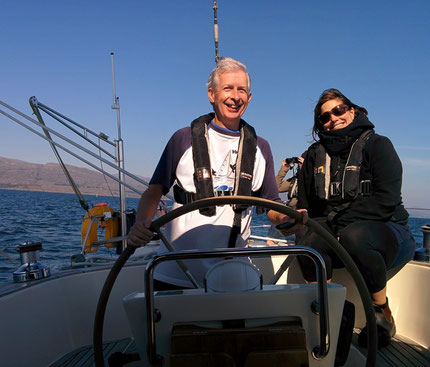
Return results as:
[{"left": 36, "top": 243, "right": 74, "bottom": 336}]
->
[
  {"left": 71, "top": 253, "right": 86, "bottom": 264},
  {"left": 13, "top": 241, "right": 51, "bottom": 282}
]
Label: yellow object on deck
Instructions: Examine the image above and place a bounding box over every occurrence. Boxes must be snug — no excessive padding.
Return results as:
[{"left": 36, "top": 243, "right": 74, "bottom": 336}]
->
[{"left": 81, "top": 203, "right": 119, "bottom": 253}]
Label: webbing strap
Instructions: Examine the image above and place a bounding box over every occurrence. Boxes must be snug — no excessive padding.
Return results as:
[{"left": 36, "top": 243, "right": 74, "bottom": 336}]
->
[
  {"left": 228, "top": 212, "right": 243, "bottom": 248},
  {"left": 327, "top": 129, "right": 374, "bottom": 224},
  {"left": 191, "top": 114, "right": 216, "bottom": 216}
]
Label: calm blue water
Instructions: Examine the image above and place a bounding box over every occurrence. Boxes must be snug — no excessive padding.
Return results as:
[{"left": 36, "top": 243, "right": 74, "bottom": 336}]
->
[{"left": 1, "top": 189, "right": 429, "bottom": 285}]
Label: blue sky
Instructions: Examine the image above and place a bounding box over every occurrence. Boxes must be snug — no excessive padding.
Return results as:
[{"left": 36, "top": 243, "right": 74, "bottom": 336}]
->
[{"left": 1, "top": 0, "right": 430, "bottom": 212}]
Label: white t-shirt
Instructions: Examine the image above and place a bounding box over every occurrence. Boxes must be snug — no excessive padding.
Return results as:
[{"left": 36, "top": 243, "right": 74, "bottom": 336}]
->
[{"left": 149, "top": 119, "right": 280, "bottom": 287}]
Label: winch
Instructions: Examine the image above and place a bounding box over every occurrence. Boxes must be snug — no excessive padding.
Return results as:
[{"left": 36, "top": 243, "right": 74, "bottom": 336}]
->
[
  {"left": 13, "top": 241, "right": 51, "bottom": 282},
  {"left": 414, "top": 225, "right": 430, "bottom": 262}
]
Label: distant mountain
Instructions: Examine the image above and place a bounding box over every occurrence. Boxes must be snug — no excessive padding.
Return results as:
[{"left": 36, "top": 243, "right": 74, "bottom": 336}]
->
[{"left": 0, "top": 156, "right": 149, "bottom": 198}]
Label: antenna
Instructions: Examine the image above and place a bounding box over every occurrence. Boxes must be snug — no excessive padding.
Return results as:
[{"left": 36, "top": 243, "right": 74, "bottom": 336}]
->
[
  {"left": 213, "top": 0, "right": 219, "bottom": 63},
  {"left": 110, "top": 52, "right": 121, "bottom": 139},
  {"left": 110, "top": 52, "right": 127, "bottom": 249}
]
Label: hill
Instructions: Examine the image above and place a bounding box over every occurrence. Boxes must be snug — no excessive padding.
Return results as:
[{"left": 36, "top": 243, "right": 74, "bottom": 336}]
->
[{"left": 0, "top": 156, "right": 149, "bottom": 198}]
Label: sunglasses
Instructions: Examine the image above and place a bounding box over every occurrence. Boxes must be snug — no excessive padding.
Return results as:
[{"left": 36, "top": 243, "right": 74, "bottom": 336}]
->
[{"left": 318, "top": 104, "right": 350, "bottom": 124}]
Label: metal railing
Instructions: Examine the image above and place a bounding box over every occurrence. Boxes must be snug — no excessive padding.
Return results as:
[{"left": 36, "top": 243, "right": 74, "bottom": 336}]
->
[
  {"left": 144, "top": 246, "right": 330, "bottom": 365},
  {"left": 0, "top": 97, "right": 173, "bottom": 254}
]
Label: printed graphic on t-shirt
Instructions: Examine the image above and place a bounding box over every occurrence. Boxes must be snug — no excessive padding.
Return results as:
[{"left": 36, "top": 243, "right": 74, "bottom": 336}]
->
[{"left": 212, "top": 149, "right": 237, "bottom": 191}]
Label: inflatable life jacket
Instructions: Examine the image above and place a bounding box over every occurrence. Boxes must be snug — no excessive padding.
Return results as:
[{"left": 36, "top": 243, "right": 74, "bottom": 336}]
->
[
  {"left": 313, "top": 129, "right": 374, "bottom": 201},
  {"left": 313, "top": 129, "right": 374, "bottom": 223},
  {"left": 188, "top": 113, "right": 258, "bottom": 248},
  {"left": 188, "top": 113, "right": 257, "bottom": 216},
  {"left": 81, "top": 203, "right": 119, "bottom": 253}
]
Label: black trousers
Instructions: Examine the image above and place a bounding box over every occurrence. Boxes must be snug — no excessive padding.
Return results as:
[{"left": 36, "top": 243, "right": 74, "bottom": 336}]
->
[{"left": 297, "top": 218, "right": 399, "bottom": 293}]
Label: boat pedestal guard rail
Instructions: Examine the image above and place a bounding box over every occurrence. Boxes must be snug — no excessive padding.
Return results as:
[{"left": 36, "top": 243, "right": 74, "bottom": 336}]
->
[
  {"left": 13, "top": 241, "right": 51, "bottom": 282},
  {"left": 93, "top": 196, "right": 378, "bottom": 367},
  {"left": 142, "top": 245, "right": 331, "bottom": 365}
]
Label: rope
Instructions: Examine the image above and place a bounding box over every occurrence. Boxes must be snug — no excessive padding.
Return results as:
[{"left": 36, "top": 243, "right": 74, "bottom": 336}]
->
[{"left": 0, "top": 248, "right": 20, "bottom": 264}]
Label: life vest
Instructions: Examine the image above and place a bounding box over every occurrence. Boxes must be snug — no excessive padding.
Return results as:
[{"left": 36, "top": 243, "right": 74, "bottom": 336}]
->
[
  {"left": 81, "top": 203, "right": 119, "bottom": 253},
  {"left": 287, "top": 175, "right": 298, "bottom": 201},
  {"left": 187, "top": 113, "right": 258, "bottom": 247},
  {"left": 313, "top": 129, "right": 374, "bottom": 220},
  {"left": 189, "top": 113, "right": 257, "bottom": 216}
]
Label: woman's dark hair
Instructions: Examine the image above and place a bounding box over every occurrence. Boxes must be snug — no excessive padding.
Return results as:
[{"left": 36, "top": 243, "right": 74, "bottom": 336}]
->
[{"left": 312, "top": 88, "right": 368, "bottom": 140}]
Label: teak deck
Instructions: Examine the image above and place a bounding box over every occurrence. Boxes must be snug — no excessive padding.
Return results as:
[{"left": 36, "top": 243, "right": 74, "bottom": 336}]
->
[{"left": 50, "top": 333, "right": 430, "bottom": 367}]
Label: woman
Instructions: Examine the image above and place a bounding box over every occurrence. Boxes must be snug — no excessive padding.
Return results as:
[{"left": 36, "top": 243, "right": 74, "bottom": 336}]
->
[{"left": 297, "top": 88, "right": 416, "bottom": 347}]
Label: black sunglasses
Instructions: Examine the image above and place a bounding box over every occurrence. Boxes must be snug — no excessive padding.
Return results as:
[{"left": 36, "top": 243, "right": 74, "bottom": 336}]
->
[{"left": 319, "top": 104, "right": 350, "bottom": 124}]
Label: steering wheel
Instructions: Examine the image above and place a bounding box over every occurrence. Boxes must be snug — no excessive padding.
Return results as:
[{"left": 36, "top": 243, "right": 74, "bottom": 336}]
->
[{"left": 93, "top": 196, "right": 377, "bottom": 367}]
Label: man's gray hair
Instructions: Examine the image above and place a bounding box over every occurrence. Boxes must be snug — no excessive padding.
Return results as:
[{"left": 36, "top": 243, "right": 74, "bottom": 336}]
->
[{"left": 206, "top": 57, "right": 251, "bottom": 93}]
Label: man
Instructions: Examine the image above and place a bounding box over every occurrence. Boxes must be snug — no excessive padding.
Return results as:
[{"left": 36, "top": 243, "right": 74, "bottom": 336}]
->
[
  {"left": 128, "top": 57, "right": 306, "bottom": 289},
  {"left": 276, "top": 153, "right": 306, "bottom": 209}
]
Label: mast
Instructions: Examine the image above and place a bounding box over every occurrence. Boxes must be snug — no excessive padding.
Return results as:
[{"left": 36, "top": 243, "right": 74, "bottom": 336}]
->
[
  {"left": 110, "top": 52, "right": 127, "bottom": 250},
  {"left": 213, "top": 0, "right": 219, "bottom": 63}
]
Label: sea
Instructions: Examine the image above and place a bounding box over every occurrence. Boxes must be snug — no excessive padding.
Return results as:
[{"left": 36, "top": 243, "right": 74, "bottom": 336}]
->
[{"left": 1, "top": 188, "right": 429, "bottom": 285}]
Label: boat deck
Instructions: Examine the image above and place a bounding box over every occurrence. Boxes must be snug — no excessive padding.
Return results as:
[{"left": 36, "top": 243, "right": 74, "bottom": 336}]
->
[
  {"left": 50, "top": 334, "right": 430, "bottom": 367},
  {"left": 352, "top": 332, "right": 430, "bottom": 367},
  {"left": 50, "top": 338, "right": 138, "bottom": 367}
]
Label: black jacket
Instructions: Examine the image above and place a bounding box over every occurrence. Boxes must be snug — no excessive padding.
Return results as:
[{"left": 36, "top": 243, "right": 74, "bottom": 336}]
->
[{"left": 297, "top": 112, "right": 408, "bottom": 228}]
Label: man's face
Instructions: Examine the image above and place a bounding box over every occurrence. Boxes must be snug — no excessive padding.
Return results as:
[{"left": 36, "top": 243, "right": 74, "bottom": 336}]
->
[{"left": 208, "top": 70, "right": 252, "bottom": 130}]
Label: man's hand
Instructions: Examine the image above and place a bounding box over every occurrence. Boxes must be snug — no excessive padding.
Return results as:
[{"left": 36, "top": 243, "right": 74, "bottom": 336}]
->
[
  {"left": 275, "top": 209, "right": 308, "bottom": 236},
  {"left": 127, "top": 218, "right": 155, "bottom": 247},
  {"left": 127, "top": 184, "right": 164, "bottom": 247}
]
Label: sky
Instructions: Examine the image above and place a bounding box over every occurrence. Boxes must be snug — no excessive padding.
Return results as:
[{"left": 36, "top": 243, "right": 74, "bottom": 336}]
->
[{"left": 1, "top": 0, "right": 430, "bottom": 212}]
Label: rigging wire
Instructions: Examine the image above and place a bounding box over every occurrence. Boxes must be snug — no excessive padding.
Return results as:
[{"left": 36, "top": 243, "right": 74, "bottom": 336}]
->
[
  {"left": 98, "top": 137, "right": 120, "bottom": 207},
  {"left": 29, "top": 98, "right": 90, "bottom": 212}
]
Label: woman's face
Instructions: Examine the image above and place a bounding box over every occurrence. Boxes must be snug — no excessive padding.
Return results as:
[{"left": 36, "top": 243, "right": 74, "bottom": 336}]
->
[{"left": 319, "top": 98, "right": 355, "bottom": 131}]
